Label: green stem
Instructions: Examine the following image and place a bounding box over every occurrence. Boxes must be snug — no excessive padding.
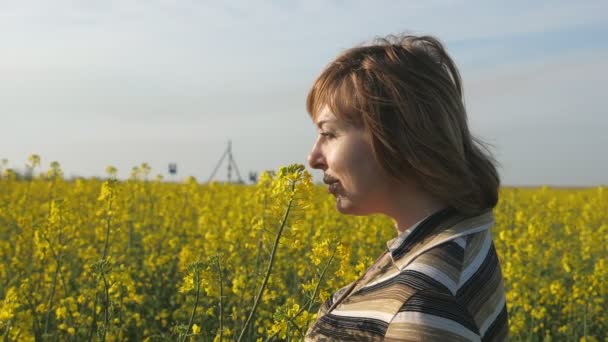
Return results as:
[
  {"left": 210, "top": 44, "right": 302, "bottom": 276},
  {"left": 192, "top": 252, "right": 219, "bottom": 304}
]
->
[
  {"left": 3, "top": 320, "right": 11, "bottom": 341},
  {"left": 102, "top": 197, "right": 112, "bottom": 260},
  {"left": 307, "top": 248, "right": 337, "bottom": 312},
  {"left": 41, "top": 204, "right": 65, "bottom": 338},
  {"left": 87, "top": 291, "right": 99, "bottom": 342},
  {"left": 98, "top": 185, "right": 113, "bottom": 341},
  {"left": 182, "top": 268, "right": 201, "bottom": 342},
  {"left": 237, "top": 182, "right": 296, "bottom": 342},
  {"left": 217, "top": 257, "right": 224, "bottom": 342},
  {"left": 101, "top": 273, "right": 110, "bottom": 342}
]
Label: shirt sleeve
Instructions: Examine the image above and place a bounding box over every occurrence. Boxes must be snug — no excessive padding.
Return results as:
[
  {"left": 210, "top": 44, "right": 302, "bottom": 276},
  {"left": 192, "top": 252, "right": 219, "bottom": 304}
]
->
[{"left": 383, "top": 289, "right": 482, "bottom": 342}]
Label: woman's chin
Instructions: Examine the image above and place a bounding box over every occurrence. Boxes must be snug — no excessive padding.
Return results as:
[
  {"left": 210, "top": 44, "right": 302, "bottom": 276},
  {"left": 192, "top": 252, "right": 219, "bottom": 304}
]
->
[
  {"left": 334, "top": 195, "right": 363, "bottom": 215},
  {"left": 334, "top": 194, "right": 378, "bottom": 216},
  {"left": 334, "top": 195, "right": 349, "bottom": 212}
]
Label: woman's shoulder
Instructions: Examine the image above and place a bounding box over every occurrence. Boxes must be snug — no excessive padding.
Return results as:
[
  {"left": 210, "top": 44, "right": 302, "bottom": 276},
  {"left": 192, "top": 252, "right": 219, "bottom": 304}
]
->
[
  {"left": 401, "top": 228, "right": 500, "bottom": 295},
  {"left": 384, "top": 229, "right": 508, "bottom": 340}
]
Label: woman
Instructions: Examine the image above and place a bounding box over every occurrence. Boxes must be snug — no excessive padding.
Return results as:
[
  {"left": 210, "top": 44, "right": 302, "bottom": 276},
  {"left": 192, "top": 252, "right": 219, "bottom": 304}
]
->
[{"left": 304, "top": 35, "right": 508, "bottom": 341}]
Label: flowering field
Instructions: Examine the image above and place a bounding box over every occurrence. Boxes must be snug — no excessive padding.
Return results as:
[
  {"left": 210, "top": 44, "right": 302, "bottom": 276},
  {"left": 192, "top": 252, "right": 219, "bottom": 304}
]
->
[{"left": 0, "top": 159, "right": 606, "bottom": 341}]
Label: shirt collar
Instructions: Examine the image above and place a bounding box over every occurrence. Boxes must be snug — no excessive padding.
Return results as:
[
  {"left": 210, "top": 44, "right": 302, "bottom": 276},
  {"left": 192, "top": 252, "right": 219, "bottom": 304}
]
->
[
  {"left": 385, "top": 215, "right": 430, "bottom": 253},
  {"left": 385, "top": 207, "right": 495, "bottom": 270}
]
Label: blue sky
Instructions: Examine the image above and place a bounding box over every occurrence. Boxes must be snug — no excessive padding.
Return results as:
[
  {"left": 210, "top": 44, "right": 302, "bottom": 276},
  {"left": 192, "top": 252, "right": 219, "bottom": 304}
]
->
[{"left": 1, "top": 0, "right": 607, "bottom": 185}]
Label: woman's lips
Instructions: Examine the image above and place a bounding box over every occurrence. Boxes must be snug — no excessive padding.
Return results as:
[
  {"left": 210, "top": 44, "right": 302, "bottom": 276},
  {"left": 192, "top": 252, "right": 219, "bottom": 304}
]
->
[{"left": 328, "top": 182, "right": 340, "bottom": 194}]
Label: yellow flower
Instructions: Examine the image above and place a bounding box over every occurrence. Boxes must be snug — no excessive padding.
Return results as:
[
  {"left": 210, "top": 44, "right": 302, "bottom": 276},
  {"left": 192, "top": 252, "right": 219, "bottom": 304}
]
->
[
  {"left": 55, "top": 306, "right": 68, "bottom": 320},
  {"left": 0, "top": 287, "right": 19, "bottom": 326},
  {"left": 27, "top": 154, "right": 41, "bottom": 168}
]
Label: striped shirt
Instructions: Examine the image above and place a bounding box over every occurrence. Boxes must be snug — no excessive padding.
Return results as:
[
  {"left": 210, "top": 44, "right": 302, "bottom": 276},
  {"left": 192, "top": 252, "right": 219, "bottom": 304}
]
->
[{"left": 305, "top": 207, "right": 509, "bottom": 341}]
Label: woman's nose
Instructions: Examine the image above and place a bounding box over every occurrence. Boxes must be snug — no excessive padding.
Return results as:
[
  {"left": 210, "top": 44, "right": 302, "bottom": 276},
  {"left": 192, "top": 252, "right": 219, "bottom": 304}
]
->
[{"left": 307, "top": 142, "right": 326, "bottom": 170}]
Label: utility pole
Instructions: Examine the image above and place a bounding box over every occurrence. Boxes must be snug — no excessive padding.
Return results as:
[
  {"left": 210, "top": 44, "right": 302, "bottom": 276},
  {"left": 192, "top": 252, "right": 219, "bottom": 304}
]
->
[{"left": 207, "top": 140, "right": 244, "bottom": 183}]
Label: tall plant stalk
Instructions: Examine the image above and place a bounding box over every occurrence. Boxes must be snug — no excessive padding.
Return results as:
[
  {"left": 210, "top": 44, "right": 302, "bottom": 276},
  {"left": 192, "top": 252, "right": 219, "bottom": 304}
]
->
[
  {"left": 180, "top": 267, "right": 201, "bottom": 342},
  {"left": 216, "top": 256, "right": 224, "bottom": 342},
  {"left": 237, "top": 181, "right": 296, "bottom": 342}
]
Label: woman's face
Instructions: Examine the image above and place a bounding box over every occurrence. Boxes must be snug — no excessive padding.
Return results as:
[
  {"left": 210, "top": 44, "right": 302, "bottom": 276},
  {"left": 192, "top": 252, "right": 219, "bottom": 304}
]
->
[{"left": 307, "top": 107, "right": 393, "bottom": 215}]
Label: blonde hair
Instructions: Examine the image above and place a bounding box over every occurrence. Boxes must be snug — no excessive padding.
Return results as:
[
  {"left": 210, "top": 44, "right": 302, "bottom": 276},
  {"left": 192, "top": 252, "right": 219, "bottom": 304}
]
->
[{"left": 307, "top": 34, "right": 500, "bottom": 214}]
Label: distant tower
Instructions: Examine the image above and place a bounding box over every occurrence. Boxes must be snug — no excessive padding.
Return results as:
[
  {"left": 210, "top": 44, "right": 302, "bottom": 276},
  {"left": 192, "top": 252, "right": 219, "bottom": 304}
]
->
[{"left": 207, "top": 140, "right": 244, "bottom": 183}]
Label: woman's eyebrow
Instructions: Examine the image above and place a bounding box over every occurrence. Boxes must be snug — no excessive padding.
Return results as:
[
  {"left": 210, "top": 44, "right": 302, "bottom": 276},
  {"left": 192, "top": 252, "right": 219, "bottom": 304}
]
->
[
  {"left": 316, "top": 120, "right": 329, "bottom": 129},
  {"left": 316, "top": 119, "right": 337, "bottom": 129}
]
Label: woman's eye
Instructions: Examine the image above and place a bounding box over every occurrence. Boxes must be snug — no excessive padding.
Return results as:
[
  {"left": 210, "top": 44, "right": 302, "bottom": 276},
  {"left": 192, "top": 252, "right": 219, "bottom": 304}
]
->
[{"left": 320, "top": 132, "right": 335, "bottom": 139}]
